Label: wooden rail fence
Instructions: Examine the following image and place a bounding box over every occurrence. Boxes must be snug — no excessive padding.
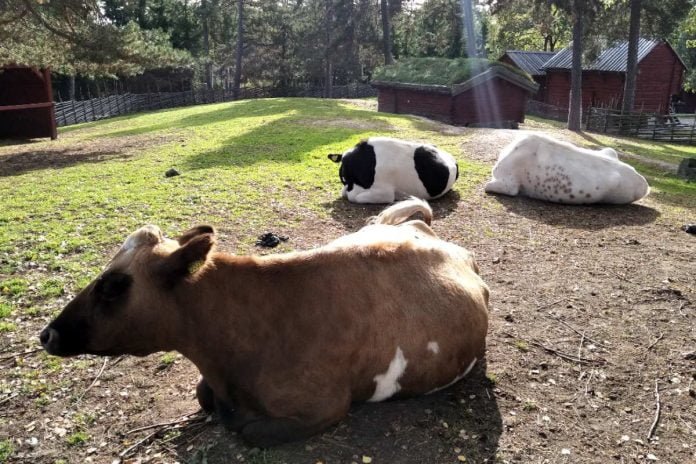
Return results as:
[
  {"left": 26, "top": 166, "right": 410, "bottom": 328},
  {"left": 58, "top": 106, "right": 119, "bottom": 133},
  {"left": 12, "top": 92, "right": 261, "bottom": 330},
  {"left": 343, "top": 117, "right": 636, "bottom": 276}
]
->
[
  {"left": 54, "top": 84, "right": 377, "bottom": 127},
  {"left": 586, "top": 107, "right": 696, "bottom": 145}
]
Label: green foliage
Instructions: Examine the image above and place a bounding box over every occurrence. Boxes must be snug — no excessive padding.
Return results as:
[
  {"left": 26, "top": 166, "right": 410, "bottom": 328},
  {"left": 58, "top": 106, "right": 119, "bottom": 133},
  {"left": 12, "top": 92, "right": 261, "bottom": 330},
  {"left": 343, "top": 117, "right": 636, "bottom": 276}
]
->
[
  {"left": 0, "top": 302, "right": 11, "bottom": 319},
  {"left": 393, "top": 0, "right": 465, "bottom": 58},
  {"left": 373, "top": 57, "right": 533, "bottom": 86},
  {"left": 0, "top": 0, "right": 191, "bottom": 76},
  {"left": 0, "top": 278, "right": 28, "bottom": 297},
  {"left": 65, "top": 431, "right": 89, "bottom": 446},
  {"left": 0, "top": 440, "right": 13, "bottom": 463}
]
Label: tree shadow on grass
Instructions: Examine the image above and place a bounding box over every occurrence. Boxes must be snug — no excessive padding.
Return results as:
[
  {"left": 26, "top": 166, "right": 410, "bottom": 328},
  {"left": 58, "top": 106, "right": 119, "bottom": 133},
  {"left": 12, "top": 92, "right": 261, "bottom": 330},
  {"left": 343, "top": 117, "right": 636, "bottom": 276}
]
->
[
  {"left": 172, "top": 361, "right": 501, "bottom": 464},
  {"left": 491, "top": 194, "right": 660, "bottom": 230},
  {"left": 323, "top": 190, "right": 464, "bottom": 231},
  {"left": 0, "top": 148, "right": 131, "bottom": 177}
]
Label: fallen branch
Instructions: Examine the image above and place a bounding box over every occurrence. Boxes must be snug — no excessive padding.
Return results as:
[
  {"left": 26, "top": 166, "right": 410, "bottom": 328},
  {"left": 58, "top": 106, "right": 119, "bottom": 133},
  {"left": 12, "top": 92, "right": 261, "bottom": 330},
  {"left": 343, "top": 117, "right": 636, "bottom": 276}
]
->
[
  {"left": 119, "top": 429, "right": 161, "bottom": 458},
  {"left": 646, "top": 333, "right": 664, "bottom": 352},
  {"left": 647, "top": 379, "right": 661, "bottom": 440},
  {"left": 120, "top": 413, "right": 209, "bottom": 458},
  {"left": 530, "top": 341, "right": 607, "bottom": 366},
  {"left": 76, "top": 357, "right": 109, "bottom": 403},
  {"left": 0, "top": 393, "right": 19, "bottom": 406},
  {"left": 553, "top": 317, "right": 606, "bottom": 348},
  {"left": 0, "top": 347, "right": 42, "bottom": 362},
  {"left": 537, "top": 298, "right": 566, "bottom": 311},
  {"left": 125, "top": 412, "right": 207, "bottom": 435}
]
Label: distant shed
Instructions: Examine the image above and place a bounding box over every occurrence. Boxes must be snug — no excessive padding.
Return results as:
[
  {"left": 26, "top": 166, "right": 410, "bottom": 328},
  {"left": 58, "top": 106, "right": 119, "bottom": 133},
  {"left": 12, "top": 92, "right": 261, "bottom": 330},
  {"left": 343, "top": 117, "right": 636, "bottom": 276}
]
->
[
  {"left": 372, "top": 59, "right": 538, "bottom": 127},
  {"left": 499, "top": 51, "right": 556, "bottom": 102},
  {"left": 541, "top": 39, "right": 685, "bottom": 113},
  {"left": 0, "top": 66, "right": 57, "bottom": 140}
]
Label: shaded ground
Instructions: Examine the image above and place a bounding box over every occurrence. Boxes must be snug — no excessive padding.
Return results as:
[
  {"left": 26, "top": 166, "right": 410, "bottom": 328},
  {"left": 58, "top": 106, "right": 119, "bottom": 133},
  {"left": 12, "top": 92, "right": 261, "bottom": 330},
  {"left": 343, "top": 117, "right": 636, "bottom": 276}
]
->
[{"left": 1, "top": 116, "right": 694, "bottom": 464}]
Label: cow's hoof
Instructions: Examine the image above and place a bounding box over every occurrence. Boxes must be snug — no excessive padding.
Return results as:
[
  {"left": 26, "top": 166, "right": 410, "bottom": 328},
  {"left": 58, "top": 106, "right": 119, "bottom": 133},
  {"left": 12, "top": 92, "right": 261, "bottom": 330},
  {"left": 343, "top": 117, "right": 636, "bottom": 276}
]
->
[{"left": 196, "top": 377, "right": 215, "bottom": 413}]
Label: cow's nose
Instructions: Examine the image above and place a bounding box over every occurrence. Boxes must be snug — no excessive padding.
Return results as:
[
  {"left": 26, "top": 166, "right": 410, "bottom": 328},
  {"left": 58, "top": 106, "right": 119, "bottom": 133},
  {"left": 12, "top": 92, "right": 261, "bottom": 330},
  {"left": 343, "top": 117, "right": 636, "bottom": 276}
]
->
[{"left": 40, "top": 327, "right": 58, "bottom": 350}]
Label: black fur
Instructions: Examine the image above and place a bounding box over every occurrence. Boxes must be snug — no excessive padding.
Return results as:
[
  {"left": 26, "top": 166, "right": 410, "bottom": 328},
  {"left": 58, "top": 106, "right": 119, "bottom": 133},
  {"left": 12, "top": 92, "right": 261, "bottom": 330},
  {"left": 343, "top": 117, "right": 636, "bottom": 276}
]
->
[
  {"left": 336, "top": 141, "right": 376, "bottom": 192},
  {"left": 414, "top": 146, "right": 451, "bottom": 197}
]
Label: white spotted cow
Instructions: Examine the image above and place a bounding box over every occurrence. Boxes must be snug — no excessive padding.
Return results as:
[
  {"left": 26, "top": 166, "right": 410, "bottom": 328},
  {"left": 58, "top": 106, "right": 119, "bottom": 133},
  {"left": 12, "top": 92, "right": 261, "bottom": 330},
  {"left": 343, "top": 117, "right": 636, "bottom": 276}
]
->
[
  {"left": 328, "top": 137, "right": 459, "bottom": 203},
  {"left": 484, "top": 133, "right": 649, "bottom": 204}
]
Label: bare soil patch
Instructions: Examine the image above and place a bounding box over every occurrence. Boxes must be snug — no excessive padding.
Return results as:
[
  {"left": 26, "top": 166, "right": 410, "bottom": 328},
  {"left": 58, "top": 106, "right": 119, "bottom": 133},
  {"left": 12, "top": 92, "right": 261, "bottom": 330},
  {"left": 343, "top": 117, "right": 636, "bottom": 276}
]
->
[{"left": 1, "top": 126, "right": 694, "bottom": 464}]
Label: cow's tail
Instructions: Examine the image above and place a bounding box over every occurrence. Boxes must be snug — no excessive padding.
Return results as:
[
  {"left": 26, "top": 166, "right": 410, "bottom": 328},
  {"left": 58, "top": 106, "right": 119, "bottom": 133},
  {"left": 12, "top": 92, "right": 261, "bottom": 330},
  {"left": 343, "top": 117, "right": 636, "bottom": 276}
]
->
[{"left": 369, "top": 197, "right": 433, "bottom": 226}]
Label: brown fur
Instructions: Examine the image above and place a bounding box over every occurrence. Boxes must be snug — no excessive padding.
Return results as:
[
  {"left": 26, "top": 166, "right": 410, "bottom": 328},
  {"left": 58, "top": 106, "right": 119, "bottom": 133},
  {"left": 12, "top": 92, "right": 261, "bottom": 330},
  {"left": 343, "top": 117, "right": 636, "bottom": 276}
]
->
[{"left": 41, "top": 199, "right": 489, "bottom": 447}]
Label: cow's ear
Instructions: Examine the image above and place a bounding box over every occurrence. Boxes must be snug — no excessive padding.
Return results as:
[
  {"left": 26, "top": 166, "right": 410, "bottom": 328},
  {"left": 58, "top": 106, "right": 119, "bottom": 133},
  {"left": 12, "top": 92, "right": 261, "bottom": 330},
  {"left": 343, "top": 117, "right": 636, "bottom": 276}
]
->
[
  {"left": 328, "top": 154, "right": 342, "bottom": 163},
  {"left": 178, "top": 225, "right": 216, "bottom": 245},
  {"left": 159, "top": 233, "right": 216, "bottom": 285}
]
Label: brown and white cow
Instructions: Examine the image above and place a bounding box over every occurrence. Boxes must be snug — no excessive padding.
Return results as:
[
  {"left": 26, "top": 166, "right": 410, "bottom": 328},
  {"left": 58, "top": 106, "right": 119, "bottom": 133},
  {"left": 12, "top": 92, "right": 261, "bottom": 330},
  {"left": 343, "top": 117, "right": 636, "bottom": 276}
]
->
[{"left": 40, "top": 198, "right": 490, "bottom": 447}]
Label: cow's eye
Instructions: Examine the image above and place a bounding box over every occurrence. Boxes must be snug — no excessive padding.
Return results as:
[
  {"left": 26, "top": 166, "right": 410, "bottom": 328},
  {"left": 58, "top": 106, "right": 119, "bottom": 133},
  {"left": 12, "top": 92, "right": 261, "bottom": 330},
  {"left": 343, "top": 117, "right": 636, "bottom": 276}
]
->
[{"left": 95, "top": 272, "right": 132, "bottom": 302}]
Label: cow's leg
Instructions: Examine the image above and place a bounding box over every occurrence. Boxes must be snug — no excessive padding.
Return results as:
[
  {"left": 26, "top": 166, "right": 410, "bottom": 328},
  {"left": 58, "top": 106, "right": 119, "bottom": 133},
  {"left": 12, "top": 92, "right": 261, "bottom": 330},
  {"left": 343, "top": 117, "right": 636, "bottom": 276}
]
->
[
  {"left": 484, "top": 177, "right": 520, "bottom": 196},
  {"left": 353, "top": 186, "right": 396, "bottom": 204},
  {"left": 239, "top": 392, "right": 350, "bottom": 447},
  {"left": 196, "top": 377, "right": 215, "bottom": 413}
]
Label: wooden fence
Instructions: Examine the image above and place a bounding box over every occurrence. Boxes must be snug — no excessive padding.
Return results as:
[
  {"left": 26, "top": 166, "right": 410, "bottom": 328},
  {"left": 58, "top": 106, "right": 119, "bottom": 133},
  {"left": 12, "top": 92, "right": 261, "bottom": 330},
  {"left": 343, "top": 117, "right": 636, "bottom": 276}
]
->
[
  {"left": 54, "top": 83, "right": 377, "bottom": 127},
  {"left": 586, "top": 107, "right": 696, "bottom": 144},
  {"left": 526, "top": 100, "right": 569, "bottom": 122}
]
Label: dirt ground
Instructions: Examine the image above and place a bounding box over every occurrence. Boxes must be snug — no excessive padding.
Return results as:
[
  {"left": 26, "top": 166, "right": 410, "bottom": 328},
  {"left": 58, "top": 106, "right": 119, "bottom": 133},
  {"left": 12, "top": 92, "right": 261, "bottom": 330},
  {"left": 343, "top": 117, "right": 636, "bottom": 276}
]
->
[{"left": 1, "top": 122, "right": 695, "bottom": 464}]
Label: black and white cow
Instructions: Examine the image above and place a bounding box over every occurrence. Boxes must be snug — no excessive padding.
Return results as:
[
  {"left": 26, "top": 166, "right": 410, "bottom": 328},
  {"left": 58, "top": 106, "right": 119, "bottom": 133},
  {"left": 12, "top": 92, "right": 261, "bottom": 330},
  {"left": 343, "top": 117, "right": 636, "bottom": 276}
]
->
[
  {"left": 484, "top": 133, "right": 650, "bottom": 204},
  {"left": 328, "top": 137, "right": 459, "bottom": 204}
]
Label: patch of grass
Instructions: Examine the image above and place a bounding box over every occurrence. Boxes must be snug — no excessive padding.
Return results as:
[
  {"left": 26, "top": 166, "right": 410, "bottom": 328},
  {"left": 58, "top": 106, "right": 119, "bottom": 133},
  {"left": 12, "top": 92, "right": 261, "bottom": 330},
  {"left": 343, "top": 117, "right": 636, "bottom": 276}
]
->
[
  {"left": 373, "top": 57, "right": 534, "bottom": 86},
  {"left": 65, "top": 431, "right": 89, "bottom": 447},
  {"left": 158, "top": 352, "right": 178, "bottom": 369},
  {"left": 522, "top": 400, "right": 538, "bottom": 411},
  {"left": 0, "top": 322, "right": 16, "bottom": 333},
  {"left": 38, "top": 278, "right": 65, "bottom": 299},
  {"left": 0, "top": 302, "right": 11, "bottom": 319},
  {"left": 486, "top": 372, "right": 498, "bottom": 385},
  {"left": 514, "top": 340, "right": 530, "bottom": 353},
  {"left": 0, "top": 440, "right": 12, "bottom": 463},
  {"left": 0, "top": 278, "right": 28, "bottom": 297}
]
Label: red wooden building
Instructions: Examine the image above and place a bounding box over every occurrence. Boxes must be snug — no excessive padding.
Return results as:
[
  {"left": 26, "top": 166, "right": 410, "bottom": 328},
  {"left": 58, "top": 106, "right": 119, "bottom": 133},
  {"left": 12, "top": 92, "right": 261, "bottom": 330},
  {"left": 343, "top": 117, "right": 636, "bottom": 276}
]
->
[
  {"left": 0, "top": 66, "right": 57, "bottom": 140},
  {"left": 372, "top": 65, "right": 538, "bottom": 127},
  {"left": 525, "top": 39, "right": 685, "bottom": 114},
  {"left": 498, "top": 51, "right": 556, "bottom": 102}
]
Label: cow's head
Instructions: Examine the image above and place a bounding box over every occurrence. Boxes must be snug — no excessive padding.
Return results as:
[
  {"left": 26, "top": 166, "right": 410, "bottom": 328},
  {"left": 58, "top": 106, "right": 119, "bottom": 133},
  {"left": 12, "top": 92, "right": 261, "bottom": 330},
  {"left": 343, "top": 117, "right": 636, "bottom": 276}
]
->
[{"left": 40, "top": 225, "right": 216, "bottom": 357}]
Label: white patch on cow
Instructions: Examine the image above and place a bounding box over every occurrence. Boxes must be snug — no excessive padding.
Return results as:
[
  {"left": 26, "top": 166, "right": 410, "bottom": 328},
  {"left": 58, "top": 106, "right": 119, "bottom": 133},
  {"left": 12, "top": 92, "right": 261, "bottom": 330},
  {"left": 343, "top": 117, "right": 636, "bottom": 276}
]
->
[
  {"left": 368, "top": 347, "right": 408, "bottom": 402},
  {"left": 426, "top": 357, "right": 478, "bottom": 395},
  {"left": 427, "top": 341, "right": 440, "bottom": 354},
  {"left": 484, "top": 133, "right": 649, "bottom": 205}
]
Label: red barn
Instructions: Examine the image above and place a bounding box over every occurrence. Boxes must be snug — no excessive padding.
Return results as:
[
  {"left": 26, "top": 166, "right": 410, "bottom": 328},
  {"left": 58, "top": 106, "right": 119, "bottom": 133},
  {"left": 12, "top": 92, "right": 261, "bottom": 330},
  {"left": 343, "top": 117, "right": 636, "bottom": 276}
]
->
[
  {"left": 373, "top": 65, "right": 538, "bottom": 127},
  {"left": 498, "top": 51, "right": 556, "bottom": 102},
  {"left": 0, "top": 66, "right": 57, "bottom": 140},
  {"left": 540, "top": 39, "right": 685, "bottom": 114}
]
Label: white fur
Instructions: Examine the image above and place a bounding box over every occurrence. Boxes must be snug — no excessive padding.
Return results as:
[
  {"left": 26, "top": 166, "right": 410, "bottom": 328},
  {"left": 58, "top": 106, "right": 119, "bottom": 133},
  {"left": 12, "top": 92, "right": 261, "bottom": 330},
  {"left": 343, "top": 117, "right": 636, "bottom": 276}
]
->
[
  {"left": 121, "top": 225, "right": 163, "bottom": 251},
  {"left": 484, "top": 133, "right": 649, "bottom": 204},
  {"left": 426, "top": 357, "right": 478, "bottom": 395},
  {"left": 427, "top": 341, "right": 440, "bottom": 354},
  {"left": 368, "top": 347, "right": 408, "bottom": 402},
  {"left": 342, "top": 137, "right": 458, "bottom": 204}
]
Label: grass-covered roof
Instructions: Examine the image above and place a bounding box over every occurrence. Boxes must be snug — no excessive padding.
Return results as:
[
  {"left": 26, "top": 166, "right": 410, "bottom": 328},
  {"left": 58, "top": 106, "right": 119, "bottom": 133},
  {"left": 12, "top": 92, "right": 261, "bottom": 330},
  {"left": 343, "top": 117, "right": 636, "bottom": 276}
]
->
[{"left": 372, "top": 57, "right": 534, "bottom": 87}]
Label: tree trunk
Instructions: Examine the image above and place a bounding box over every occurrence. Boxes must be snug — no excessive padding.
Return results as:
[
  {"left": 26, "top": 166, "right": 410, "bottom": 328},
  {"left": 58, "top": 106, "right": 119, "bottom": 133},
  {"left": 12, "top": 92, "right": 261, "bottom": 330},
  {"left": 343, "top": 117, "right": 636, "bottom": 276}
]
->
[
  {"left": 69, "top": 74, "right": 76, "bottom": 100},
  {"left": 324, "top": 0, "right": 333, "bottom": 97},
  {"left": 621, "top": 0, "right": 641, "bottom": 114},
  {"left": 380, "top": 0, "right": 394, "bottom": 64},
  {"left": 567, "top": 0, "right": 583, "bottom": 131},
  {"left": 202, "top": 0, "right": 213, "bottom": 90},
  {"left": 233, "top": 0, "right": 244, "bottom": 100}
]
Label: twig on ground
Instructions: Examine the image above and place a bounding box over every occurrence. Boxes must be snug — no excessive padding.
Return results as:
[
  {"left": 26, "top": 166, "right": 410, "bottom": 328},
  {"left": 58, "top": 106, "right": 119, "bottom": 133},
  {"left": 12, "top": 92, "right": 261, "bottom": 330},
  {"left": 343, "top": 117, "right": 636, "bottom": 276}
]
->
[
  {"left": 577, "top": 332, "right": 586, "bottom": 359},
  {"left": 0, "top": 347, "right": 42, "bottom": 362},
  {"left": 646, "top": 333, "right": 664, "bottom": 352},
  {"left": 537, "top": 298, "right": 566, "bottom": 311},
  {"left": 552, "top": 317, "right": 606, "bottom": 348},
  {"left": 76, "top": 357, "right": 109, "bottom": 402},
  {"left": 647, "top": 379, "right": 661, "bottom": 440},
  {"left": 530, "top": 341, "right": 607, "bottom": 366},
  {"left": 119, "top": 429, "right": 161, "bottom": 458},
  {"left": 125, "top": 412, "right": 207, "bottom": 435},
  {"left": 0, "top": 393, "right": 19, "bottom": 406},
  {"left": 120, "top": 412, "right": 209, "bottom": 458},
  {"left": 110, "top": 355, "right": 126, "bottom": 367}
]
